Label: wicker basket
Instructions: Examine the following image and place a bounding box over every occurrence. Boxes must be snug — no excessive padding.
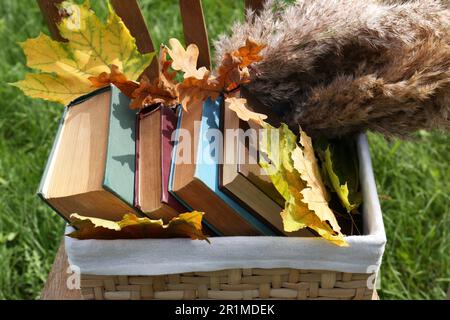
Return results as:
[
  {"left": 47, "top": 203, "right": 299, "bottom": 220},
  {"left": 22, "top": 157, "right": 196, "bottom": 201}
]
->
[
  {"left": 67, "top": 134, "right": 385, "bottom": 301},
  {"left": 80, "top": 269, "right": 376, "bottom": 300}
]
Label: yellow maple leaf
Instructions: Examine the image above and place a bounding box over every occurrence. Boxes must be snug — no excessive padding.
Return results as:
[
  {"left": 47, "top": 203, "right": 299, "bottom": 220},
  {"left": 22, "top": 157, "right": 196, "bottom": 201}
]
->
[
  {"left": 68, "top": 212, "right": 208, "bottom": 242},
  {"left": 225, "top": 96, "right": 267, "bottom": 125},
  {"left": 11, "top": 0, "right": 154, "bottom": 105},
  {"left": 259, "top": 123, "right": 347, "bottom": 246}
]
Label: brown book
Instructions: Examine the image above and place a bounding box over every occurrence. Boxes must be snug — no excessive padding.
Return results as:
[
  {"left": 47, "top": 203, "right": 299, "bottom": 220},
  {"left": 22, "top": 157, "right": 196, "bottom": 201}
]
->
[
  {"left": 135, "top": 105, "right": 187, "bottom": 221},
  {"left": 170, "top": 98, "right": 277, "bottom": 236},
  {"left": 221, "top": 104, "right": 313, "bottom": 237},
  {"left": 38, "top": 86, "right": 138, "bottom": 222}
]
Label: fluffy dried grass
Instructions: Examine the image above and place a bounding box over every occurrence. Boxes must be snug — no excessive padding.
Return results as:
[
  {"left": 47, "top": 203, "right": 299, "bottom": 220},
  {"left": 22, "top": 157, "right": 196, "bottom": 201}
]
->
[{"left": 214, "top": 0, "right": 450, "bottom": 138}]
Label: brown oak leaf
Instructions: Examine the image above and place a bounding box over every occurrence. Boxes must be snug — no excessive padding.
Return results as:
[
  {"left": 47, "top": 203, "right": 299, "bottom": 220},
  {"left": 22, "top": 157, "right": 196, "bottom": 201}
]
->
[
  {"left": 216, "top": 52, "right": 251, "bottom": 93},
  {"left": 177, "top": 73, "right": 221, "bottom": 111},
  {"left": 233, "top": 38, "right": 266, "bottom": 68},
  {"left": 130, "top": 75, "right": 179, "bottom": 109},
  {"left": 88, "top": 64, "right": 139, "bottom": 98},
  {"left": 130, "top": 47, "right": 179, "bottom": 109}
]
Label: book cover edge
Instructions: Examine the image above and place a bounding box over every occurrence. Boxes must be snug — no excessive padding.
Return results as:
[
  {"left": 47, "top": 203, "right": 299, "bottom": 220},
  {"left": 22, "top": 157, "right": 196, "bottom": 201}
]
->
[
  {"left": 37, "top": 107, "right": 71, "bottom": 224},
  {"left": 168, "top": 106, "right": 221, "bottom": 236},
  {"left": 102, "top": 84, "right": 137, "bottom": 210},
  {"left": 194, "top": 98, "right": 277, "bottom": 236}
]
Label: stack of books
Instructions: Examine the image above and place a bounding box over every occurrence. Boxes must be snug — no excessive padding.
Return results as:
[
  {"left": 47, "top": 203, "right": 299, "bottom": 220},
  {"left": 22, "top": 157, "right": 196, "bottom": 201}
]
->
[{"left": 39, "top": 85, "right": 311, "bottom": 237}]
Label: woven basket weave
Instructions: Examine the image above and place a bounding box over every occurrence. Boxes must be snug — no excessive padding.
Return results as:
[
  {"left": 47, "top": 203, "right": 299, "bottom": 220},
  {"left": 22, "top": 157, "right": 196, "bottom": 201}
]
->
[{"left": 80, "top": 268, "right": 375, "bottom": 300}]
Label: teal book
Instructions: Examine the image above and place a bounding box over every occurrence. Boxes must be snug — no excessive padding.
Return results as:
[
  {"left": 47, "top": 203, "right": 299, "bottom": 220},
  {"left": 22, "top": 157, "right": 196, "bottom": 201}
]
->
[
  {"left": 169, "top": 98, "right": 277, "bottom": 236},
  {"left": 38, "top": 85, "right": 138, "bottom": 222}
]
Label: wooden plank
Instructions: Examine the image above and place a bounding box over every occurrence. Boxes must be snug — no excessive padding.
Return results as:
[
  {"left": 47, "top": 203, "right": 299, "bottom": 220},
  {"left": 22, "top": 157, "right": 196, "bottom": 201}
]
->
[
  {"left": 41, "top": 239, "right": 82, "bottom": 300},
  {"left": 36, "top": 0, "right": 66, "bottom": 41},
  {"left": 372, "top": 289, "right": 380, "bottom": 300},
  {"left": 245, "top": 0, "right": 265, "bottom": 14},
  {"left": 110, "top": 0, "right": 159, "bottom": 80},
  {"left": 179, "top": 0, "right": 211, "bottom": 70}
]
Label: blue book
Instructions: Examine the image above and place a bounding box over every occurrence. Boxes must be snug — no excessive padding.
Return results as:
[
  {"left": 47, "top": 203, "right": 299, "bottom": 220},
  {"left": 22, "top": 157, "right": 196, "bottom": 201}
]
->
[
  {"left": 169, "top": 98, "right": 277, "bottom": 236},
  {"left": 38, "top": 85, "right": 138, "bottom": 222}
]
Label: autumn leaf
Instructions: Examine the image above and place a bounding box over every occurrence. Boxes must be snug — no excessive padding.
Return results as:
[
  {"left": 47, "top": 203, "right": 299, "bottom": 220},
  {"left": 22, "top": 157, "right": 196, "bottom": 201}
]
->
[
  {"left": 167, "top": 38, "right": 209, "bottom": 80},
  {"left": 225, "top": 96, "right": 267, "bottom": 125},
  {"left": 13, "top": 73, "right": 93, "bottom": 106},
  {"left": 130, "top": 46, "right": 179, "bottom": 109},
  {"left": 177, "top": 71, "right": 221, "bottom": 111},
  {"left": 291, "top": 129, "right": 346, "bottom": 243},
  {"left": 89, "top": 65, "right": 139, "bottom": 98},
  {"left": 67, "top": 212, "right": 208, "bottom": 242},
  {"left": 217, "top": 52, "right": 250, "bottom": 92},
  {"left": 159, "top": 37, "right": 265, "bottom": 111},
  {"left": 259, "top": 123, "right": 347, "bottom": 246},
  {"left": 159, "top": 45, "right": 178, "bottom": 82},
  {"left": 130, "top": 75, "right": 179, "bottom": 109},
  {"left": 214, "top": 39, "right": 264, "bottom": 92},
  {"left": 165, "top": 38, "right": 222, "bottom": 110},
  {"left": 233, "top": 38, "right": 266, "bottom": 68},
  {"left": 321, "top": 144, "right": 362, "bottom": 213},
  {"left": 11, "top": 0, "right": 154, "bottom": 105}
]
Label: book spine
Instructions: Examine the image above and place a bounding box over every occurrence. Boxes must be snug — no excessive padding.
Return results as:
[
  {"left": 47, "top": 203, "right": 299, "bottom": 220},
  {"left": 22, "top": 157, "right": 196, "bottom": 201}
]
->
[
  {"left": 134, "top": 105, "right": 160, "bottom": 210},
  {"left": 134, "top": 111, "right": 142, "bottom": 209},
  {"left": 161, "top": 106, "right": 187, "bottom": 212}
]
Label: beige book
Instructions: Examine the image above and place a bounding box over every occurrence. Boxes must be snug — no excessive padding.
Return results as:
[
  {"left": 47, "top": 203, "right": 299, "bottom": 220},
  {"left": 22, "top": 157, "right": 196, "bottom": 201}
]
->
[{"left": 38, "top": 86, "right": 137, "bottom": 222}]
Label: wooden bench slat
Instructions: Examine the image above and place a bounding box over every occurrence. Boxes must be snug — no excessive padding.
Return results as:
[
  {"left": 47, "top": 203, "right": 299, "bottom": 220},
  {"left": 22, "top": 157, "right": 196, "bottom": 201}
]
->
[
  {"left": 36, "top": 0, "right": 65, "bottom": 41},
  {"left": 245, "top": 0, "right": 265, "bottom": 14},
  {"left": 110, "top": 0, "right": 159, "bottom": 80},
  {"left": 179, "top": 0, "right": 211, "bottom": 70},
  {"left": 41, "top": 240, "right": 82, "bottom": 300},
  {"left": 37, "top": 0, "right": 158, "bottom": 80}
]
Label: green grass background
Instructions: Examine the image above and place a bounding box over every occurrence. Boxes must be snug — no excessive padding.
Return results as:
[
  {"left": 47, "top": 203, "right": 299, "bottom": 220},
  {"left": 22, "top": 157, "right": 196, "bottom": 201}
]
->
[{"left": 0, "top": 0, "right": 448, "bottom": 300}]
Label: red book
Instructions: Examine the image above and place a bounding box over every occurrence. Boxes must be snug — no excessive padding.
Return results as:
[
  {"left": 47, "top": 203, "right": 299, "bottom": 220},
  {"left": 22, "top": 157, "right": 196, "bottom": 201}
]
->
[{"left": 135, "top": 105, "right": 186, "bottom": 221}]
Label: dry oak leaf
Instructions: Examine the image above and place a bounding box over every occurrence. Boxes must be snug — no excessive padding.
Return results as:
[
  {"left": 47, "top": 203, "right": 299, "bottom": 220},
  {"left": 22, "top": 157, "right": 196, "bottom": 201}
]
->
[
  {"left": 233, "top": 38, "right": 266, "bottom": 68},
  {"left": 89, "top": 65, "right": 139, "bottom": 98},
  {"left": 130, "top": 75, "right": 179, "bottom": 109},
  {"left": 216, "top": 52, "right": 250, "bottom": 92},
  {"left": 130, "top": 46, "right": 180, "bottom": 109},
  {"left": 167, "top": 38, "right": 209, "bottom": 80},
  {"left": 291, "top": 128, "right": 345, "bottom": 242},
  {"left": 225, "top": 96, "right": 267, "bottom": 125},
  {"left": 68, "top": 212, "right": 208, "bottom": 242},
  {"left": 11, "top": 0, "right": 154, "bottom": 105},
  {"left": 159, "top": 45, "right": 178, "bottom": 82},
  {"left": 177, "top": 72, "right": 221, "bottom": 111}
]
